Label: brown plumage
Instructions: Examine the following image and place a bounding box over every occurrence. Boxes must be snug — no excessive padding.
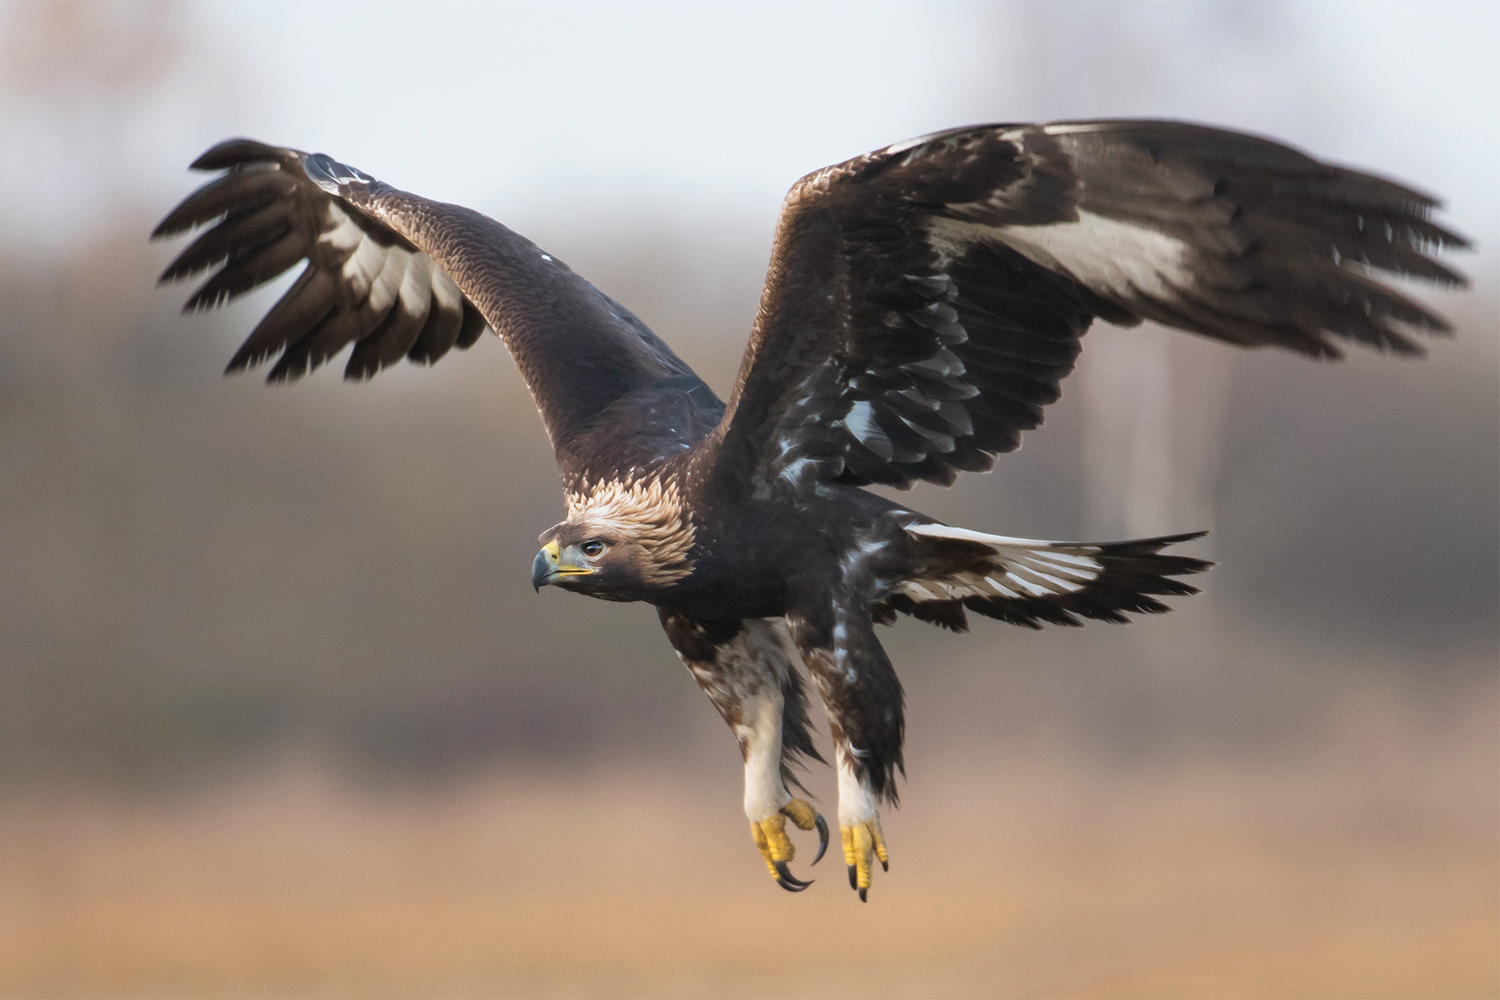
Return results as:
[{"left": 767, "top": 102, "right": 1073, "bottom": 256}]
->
[{"left": 155, "top": 121, "right": 1467, "bottom": 899}]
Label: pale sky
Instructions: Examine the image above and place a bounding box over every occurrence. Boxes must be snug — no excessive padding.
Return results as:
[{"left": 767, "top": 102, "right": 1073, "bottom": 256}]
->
[{"left": 0, "top": 1, "right": 1494, "bottom": 260}]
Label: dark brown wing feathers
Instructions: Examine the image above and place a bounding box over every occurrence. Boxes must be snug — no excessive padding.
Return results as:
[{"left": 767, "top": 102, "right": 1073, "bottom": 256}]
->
[
  {"left": 154, "top": 138, "right": 458, "bottom": 380},
  {"left": 157, "top": 124, "right": 1465, "bottom": 492},
  {"left": 713, "top": 120, "right": 1468, "bottom": 493},
  {"left": 155, "top": 139, "right": 713, "bottom": 470}
]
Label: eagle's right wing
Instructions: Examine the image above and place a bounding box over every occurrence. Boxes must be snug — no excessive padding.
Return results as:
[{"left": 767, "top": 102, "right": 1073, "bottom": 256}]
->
[
  {"left": 155, "top": 139, "right": 705, "bottom": 459},
  {"left": 709, "top": 121, "right": 1470, "bottom": 494}
]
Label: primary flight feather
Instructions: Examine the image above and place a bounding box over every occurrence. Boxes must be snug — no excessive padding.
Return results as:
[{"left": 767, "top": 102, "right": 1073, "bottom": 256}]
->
[{"left": 155, "top": 120, "right": 1467, "bottom": 899}]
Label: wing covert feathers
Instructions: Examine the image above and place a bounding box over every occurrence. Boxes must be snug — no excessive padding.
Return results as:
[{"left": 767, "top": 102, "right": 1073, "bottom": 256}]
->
[
  {"left": 714, "top": 119, "right": 1468, "bottom": 494},
  {"left": 158, "top": 124, "right": 1466, "bottom": 490}
]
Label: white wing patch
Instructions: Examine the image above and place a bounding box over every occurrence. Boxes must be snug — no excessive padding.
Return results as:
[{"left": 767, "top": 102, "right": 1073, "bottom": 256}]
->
[
  {"left": 929, "top": 212, "right": 1194, "bottom": 304},
  {"left": 341, "top": 226, "right": 389, "bottom": 297},
  {"left": 395, "top": 253, "right": 435, "bottom": 321},
  {"left": 364, "top": 246, "right": 407, "bottom": 314},
  {"left": 320, "top": 203, "right": 365, "bottom": 253},
  {"left": 901, "top": 521, "right": 1104, "bottom": 603},
  {"left": 430, "top": 261, "right": 464, "bottom": 316},
  {"left": 319, "top": 202, "right": 471, "bottom": 330}
]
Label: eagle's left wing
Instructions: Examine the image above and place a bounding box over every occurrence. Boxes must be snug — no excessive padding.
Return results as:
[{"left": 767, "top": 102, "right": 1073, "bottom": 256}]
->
[
  {"left": 155, "top": 139, "right": 706, "bottom": 465},
  {"left": 709, "top": 121, "right": 1468, "bottom": 492}
]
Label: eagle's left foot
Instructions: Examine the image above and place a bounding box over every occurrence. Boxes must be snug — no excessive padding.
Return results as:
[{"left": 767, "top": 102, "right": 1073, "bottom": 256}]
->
[
  {"left": 750, "top": 799, "right": 829, "bottom": 892},
  {"left": 841, "top": 816, "right": 890, "bottom": 902}
]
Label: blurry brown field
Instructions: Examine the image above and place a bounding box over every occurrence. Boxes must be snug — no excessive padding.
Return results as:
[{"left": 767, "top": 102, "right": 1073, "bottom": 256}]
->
[{"left": 4, "top": 637, "right": 1494, "bottom": 999}]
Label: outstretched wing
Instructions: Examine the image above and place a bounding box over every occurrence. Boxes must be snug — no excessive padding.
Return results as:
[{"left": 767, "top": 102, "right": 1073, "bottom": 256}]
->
[
  {"left": 154, "top": 140, "right": 489, "bottom": 381},
  {"left": 154, "top": 139, "right": 705, "bottom": 460},
  {"left": 711, "top": 120, "right": 1469, "bottom": 492}
]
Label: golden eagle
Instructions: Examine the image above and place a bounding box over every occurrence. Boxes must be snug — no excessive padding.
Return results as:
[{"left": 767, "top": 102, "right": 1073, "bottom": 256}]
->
[{"left": 155, "top": 121, "right": 1466, "bottom": 900}]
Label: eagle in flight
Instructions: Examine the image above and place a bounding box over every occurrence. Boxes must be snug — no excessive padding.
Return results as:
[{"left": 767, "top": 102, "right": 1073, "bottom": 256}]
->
[{"left": 155, "top": 121, "right": 1466, "bottom": 900}]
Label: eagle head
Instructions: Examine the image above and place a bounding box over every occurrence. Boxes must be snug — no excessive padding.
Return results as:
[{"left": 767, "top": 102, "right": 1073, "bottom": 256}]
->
[{"left": 532, "top": 476, "right": 695, "bottom": 597}]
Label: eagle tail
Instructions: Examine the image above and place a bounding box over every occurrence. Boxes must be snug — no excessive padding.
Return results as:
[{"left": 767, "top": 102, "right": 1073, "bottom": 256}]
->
[{"left": 878, "top": 522, "right": 1211, "bottom": 631}]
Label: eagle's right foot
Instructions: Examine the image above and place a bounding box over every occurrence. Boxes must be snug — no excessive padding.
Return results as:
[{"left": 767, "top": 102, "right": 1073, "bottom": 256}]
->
[
  {"left": 750, "top": 799, "right": 829, "bottom": 892},
  {"left": 834, "top": 744, "right": 891, "bottom": 901},
  {"left": 841, "top": 815, "right": 890, "bottom": 902}
]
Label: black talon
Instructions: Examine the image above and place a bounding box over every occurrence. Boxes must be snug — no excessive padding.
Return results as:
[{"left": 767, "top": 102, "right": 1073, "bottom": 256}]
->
[
  {"left": 811, "top": 813, "right": 829, "bottom": 866},
  {"left": 773, "top": 860, "right": 812, "bottom": 891},
  {"left": 858, "top": 887, "right": 868, "bottom": 903},
  {"left": 847, "top": 864, "right": 858, "bottom": 890},
  {"left": 880, "top": 858, "right": 888, "bottom": 872}
]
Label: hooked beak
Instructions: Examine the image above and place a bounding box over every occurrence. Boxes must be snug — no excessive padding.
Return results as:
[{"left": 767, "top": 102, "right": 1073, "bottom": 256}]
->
[
  {"left": 532, "top": 540, "right": 593, "bottom": 591},
  {"left": 531, "top": 547, "right": 552, "bottom": 592}
]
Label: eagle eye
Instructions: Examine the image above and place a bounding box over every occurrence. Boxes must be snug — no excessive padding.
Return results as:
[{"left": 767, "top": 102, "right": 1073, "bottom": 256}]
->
[{"left": 580, "top": 540, "right": 606, "bottom": 558}]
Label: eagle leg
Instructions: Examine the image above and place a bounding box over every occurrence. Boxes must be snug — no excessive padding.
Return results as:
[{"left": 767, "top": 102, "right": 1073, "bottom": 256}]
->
[
  {"left": 836, "top": 747, "right": 891, "bottom": 903},
  {"left": 789, "top": 603, "right": 904, "bottom": 901},
  {"left": 745, "top": 759, "right": 827, "bottom": 889},
  {"left": 658, "top": 612, "right": 829, "bottom": 892}
]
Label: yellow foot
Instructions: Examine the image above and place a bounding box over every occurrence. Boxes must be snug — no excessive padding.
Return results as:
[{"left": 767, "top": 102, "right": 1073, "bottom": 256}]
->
[
  {"left": 750, "top": 799, "right": 830, "bottom": 892},
  {"left": 841, "top": 817, "right": 889, "bottom": 902}
]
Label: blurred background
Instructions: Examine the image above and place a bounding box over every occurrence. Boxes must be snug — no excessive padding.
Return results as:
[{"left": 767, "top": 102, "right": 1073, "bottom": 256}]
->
[{"left": 0, "top": 1, "right": 1495, "bottom": 996}]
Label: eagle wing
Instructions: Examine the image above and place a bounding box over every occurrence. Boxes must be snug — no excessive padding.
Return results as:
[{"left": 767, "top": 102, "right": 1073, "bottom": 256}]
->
[
  {"left": 155, "top": 139, "right": 703, "bottom": 457},
  {"left": 710, "top": 120, "right": 1469, "bottom": 491}
]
